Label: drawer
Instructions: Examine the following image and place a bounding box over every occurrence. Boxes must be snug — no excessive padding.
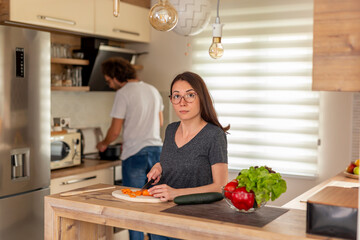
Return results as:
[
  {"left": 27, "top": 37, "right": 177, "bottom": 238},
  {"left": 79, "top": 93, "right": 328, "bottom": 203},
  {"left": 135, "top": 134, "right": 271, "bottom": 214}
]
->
[{"left": 50, "top": 167, "right": 114, "bottom": 194}]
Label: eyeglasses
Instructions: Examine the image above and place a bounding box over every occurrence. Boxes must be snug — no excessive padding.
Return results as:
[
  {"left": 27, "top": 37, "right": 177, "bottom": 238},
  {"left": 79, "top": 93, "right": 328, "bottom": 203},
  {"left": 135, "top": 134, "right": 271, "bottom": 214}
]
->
[{"left": 169, "top": 92, "right": 197, "bottom": 104}]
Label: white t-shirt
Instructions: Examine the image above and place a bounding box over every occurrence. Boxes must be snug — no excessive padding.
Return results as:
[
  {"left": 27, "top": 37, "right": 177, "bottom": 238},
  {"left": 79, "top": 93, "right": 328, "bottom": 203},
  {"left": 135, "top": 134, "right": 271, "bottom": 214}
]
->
[{"left": 110, "top": 81, "right": 164, "bottom": 160}]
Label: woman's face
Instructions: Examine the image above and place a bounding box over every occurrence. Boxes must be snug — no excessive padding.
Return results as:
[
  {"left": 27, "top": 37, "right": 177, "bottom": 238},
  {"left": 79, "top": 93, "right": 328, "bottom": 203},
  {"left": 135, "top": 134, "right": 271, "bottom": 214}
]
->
[{"left": 171, "top": 80, "right": 201, "bottom": 122}]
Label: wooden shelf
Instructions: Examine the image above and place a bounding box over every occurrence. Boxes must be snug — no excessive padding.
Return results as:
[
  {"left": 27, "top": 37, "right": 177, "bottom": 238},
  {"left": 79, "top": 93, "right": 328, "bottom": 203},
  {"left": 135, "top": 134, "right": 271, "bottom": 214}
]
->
[
  {"left": 51, "top": 86, "right": 90, "bottom": 91},
  {"left": 51, "top": 58, "right": 89, "bottom": 65},
  {"left": 51, "top": 58, "right": 143, "bottom": 70}
]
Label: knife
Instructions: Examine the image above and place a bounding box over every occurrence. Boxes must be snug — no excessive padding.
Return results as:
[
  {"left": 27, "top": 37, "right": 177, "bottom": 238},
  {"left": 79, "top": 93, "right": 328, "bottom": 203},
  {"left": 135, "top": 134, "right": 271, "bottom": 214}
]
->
[{"left": 141, "top": 178, "right": 155, "bottom": 191}]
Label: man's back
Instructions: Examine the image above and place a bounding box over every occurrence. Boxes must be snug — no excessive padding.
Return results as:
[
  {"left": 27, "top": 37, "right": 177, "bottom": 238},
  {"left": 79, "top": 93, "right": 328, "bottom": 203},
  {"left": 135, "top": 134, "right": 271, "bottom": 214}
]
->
[{"left": 111, "top": 81, "right": 164, "bottom": 160}]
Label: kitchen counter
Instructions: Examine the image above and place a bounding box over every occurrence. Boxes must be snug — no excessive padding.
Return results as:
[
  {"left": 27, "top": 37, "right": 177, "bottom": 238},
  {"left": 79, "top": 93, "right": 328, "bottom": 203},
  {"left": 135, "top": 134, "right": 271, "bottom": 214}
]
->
[
  {"left": 283, "top": 171, "right": 358, "bottom": 210},
  {"left": 44, "top": 184, "right": 339, "bottom": 240},
  {"left": 51, "top": 159, "right": 121, "bottom": 179}
]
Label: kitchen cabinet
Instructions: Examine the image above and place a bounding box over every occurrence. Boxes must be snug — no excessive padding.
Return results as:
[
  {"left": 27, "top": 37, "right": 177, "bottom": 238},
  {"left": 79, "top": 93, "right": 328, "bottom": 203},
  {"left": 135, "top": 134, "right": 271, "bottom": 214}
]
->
[
  {"left": 95, "top": 0, "right": 150, "bottom": 43},
  {"left": 50, "top": 167, "right": 114, "bottom": 194},
  {"left": 312, "top": 0, "right": 360, "bottom": 91},
  {"left": 7, "top": 0, "right": 95, "bottom": 34},
  {"left": 0, "top": 0, "right": 150, "bottom": 42}
]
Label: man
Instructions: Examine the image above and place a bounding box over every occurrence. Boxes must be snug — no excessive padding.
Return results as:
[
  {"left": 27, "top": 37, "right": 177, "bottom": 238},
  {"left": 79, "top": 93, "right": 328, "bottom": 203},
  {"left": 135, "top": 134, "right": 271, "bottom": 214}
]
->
[{"left": 96, "top": 57, "right": 163, "bottom": 240}]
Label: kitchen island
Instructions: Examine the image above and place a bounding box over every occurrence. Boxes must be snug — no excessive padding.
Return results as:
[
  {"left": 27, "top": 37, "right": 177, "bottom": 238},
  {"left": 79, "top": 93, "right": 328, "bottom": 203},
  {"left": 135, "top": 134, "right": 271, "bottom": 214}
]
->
[{"left": 44, "top": 180, "right": 349, "bottom": 240}]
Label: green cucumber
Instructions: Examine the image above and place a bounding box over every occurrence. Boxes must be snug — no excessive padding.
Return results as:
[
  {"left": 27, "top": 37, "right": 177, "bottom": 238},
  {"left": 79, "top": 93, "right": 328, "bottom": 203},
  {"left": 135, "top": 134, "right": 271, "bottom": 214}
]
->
[{"left": 174, "top": 192, "right": 223, "bottom": 205}]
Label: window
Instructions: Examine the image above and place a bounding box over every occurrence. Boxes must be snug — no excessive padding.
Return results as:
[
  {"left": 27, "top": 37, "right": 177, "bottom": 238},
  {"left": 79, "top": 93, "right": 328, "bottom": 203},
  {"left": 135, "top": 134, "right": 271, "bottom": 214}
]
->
[{"left": 191, "top": 0, "right": 319, "bottom": 177}]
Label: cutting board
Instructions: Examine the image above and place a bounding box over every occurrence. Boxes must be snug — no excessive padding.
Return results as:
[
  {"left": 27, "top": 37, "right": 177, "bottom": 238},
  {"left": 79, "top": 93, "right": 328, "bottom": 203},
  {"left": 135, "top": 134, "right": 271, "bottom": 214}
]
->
[{"left": 112, "top": 189, "right": 163, "bottom": 203}]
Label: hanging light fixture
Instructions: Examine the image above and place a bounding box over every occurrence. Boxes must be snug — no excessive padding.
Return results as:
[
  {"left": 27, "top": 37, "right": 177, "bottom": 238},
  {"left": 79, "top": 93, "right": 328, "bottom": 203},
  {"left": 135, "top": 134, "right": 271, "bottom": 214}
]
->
[
  {"left": 113, "top": 0, "right": 120, "bottom": 17},
  {"left": 149, "top": 0, "right": 178, "bottom": 32},
  {"left": 169, "top": 0, "right": 212, "bottom": 37},
  {"left": 209, "top": 0, "right": 224, "bottom": 59}
]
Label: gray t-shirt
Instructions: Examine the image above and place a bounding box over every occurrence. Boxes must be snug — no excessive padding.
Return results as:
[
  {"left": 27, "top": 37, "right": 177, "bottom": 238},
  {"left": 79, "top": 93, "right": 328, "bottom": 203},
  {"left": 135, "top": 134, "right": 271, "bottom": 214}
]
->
[{"left": 159, "top": 121, "right": 228, "bottom": 188}]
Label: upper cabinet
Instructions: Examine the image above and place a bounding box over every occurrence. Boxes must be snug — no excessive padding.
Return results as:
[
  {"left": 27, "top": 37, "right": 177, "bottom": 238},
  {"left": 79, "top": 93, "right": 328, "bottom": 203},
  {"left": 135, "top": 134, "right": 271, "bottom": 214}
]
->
[
  {"left": 312, "top": 0, "right": 360, "bottom": 91},
  {"left": 95, "top": 0, "right": 150, "bottom": 43},
  {"left": 8, "top": 0, "right": 94, "bottom": 34},
  {"left": 0, "top": 0, "right": 151, "bottom": 43}
]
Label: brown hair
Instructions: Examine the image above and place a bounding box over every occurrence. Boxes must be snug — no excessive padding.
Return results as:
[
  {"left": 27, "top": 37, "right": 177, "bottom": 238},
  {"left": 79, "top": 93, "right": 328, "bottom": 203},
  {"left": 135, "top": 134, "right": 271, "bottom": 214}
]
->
[
  {"left": 170, "top": 71, "right": 230, "bottom": 133},
  {"left": 101, "top": 57, "right": 137, "bottom": 83}
]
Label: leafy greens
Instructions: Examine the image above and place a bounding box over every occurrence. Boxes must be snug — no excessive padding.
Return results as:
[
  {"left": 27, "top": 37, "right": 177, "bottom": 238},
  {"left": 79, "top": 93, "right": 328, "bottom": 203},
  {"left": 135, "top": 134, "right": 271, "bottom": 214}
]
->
[{"left": 236, "top": 166, "right": 287, "bottom": 206}]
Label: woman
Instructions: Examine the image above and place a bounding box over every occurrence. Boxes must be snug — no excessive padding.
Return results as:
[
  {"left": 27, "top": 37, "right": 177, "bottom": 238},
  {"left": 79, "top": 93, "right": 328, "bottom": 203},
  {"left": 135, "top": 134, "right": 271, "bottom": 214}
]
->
[{"left": 148, "top": 71, "right": 229, "bottom": 202}]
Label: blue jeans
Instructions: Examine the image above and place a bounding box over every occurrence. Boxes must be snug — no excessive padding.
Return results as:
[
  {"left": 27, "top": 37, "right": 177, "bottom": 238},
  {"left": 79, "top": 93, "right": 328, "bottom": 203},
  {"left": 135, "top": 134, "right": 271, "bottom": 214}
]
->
[
  {"left": 149, "top": 234, "right": 180, "bottom": 240},
  {"left": 122, "top": 146, "right": 162, "bottom": 240}
]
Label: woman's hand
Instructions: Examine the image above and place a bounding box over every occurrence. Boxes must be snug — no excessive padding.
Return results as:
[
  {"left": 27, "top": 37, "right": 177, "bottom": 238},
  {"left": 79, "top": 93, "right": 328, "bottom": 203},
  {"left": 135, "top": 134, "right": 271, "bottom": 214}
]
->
[
  {"left": 148, "top": 184, "right": 177, "bottom": 201},
  {"left": 147, "top": 162, "right": 162, "bottom": 184}
]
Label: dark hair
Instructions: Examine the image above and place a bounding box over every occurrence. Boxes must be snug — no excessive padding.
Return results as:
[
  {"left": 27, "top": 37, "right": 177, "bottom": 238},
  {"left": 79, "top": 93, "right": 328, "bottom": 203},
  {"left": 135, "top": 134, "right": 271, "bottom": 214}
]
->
[
  {"left": 101, "top": 57, "right": 137, "bottom": 83},
  {"left": 170, "top": 71, "right": 230, "bottom": 133}
]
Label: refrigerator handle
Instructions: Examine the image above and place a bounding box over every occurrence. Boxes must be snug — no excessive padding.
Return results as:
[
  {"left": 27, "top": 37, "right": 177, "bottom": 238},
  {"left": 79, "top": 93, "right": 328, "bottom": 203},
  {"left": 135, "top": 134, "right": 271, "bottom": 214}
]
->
[{"left": 11, "top": 148, "right": 30, "bottom": 180}]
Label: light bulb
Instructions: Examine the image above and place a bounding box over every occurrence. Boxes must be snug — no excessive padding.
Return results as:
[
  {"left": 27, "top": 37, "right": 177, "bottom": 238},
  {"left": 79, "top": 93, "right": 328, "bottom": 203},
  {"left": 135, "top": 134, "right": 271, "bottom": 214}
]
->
[
  {"left": 149, "top": 0, "right": 178, "bottom": 32},
  {"left": 209, "top": 21, "right": 224, "bottom": 59},
  {"left": 209, "top": 37, "right": 224, "bottom": 59}
]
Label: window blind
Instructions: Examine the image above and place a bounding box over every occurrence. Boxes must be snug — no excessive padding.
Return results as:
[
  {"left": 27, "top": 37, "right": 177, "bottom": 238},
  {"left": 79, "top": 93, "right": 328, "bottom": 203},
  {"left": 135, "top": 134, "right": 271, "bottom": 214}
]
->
[{"left": 191, "top": 0, "right": 319, "bottom": 177}]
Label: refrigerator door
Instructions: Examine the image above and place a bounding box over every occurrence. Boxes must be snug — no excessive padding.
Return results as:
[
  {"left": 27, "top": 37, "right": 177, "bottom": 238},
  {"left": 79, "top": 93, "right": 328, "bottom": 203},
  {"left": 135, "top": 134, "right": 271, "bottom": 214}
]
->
[
  {"left": 0, "top": 26, "right": 51, "bottom": 197},
  {"left": 0, "top": 187, "right": 50, "bottom": 240}
]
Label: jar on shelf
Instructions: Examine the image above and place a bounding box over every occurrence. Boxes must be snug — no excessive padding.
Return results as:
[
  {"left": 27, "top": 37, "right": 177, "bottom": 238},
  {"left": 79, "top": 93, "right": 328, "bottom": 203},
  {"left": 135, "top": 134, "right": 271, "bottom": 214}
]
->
[
  {"left": 72, "top": 66, "right": 82, "bottom": 86},
  {"left": 62, "top": 67, "right": 72, "bottom": 87},
  {"left": 51, "top": 74, "right": 62, "bottom": 87}
]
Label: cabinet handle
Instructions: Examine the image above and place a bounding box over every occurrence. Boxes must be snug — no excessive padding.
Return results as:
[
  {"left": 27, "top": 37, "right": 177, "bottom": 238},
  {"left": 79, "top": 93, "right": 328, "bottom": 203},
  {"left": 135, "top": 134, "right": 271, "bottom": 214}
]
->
[
  {"left": 113, "top": 28, "right": 140, "bottom": 36},
  {"left": 37, "top": 15, "right": 76, "bottom": 26},
  {"left": 61, "top": 175, "right": 96, "bottom": 185}
]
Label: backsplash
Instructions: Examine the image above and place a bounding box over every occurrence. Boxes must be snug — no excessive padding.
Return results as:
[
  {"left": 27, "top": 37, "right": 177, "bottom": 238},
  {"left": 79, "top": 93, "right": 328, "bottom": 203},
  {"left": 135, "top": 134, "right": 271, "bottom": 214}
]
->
[
  {"left": 51, "top": 90, "right": 170, "bottom": 141},
  {"left": 51, "top": 91, "right": 115, "bottom": 136},
  {"left": 352, "top": 93, "right": 360, "bottom": 161}
]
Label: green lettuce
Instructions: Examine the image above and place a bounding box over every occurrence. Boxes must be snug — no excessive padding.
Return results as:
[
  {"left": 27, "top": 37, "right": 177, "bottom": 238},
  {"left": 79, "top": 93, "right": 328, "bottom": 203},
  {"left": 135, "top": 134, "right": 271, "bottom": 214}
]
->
[{"left": 236, "top": 166, "right": 287, "bottom": 206}]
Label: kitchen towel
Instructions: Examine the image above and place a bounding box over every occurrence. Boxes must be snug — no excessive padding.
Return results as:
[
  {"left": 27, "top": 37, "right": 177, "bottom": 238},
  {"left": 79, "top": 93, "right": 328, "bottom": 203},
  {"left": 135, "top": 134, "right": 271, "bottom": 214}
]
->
[{"left": 162, "top": 200, "right": 289, "bottom": 227}]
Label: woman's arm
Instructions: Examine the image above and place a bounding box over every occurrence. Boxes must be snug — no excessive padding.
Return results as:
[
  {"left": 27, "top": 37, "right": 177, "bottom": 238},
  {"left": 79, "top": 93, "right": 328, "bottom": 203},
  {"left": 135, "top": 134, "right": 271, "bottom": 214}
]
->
[{"left": 148, "top": 163, "right": 228, "bottom": 201}]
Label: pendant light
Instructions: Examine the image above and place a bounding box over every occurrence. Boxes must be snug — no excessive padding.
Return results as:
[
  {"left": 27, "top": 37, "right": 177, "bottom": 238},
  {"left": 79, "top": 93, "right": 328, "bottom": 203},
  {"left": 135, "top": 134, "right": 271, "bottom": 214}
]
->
[
  {"left": 113, "top": 0, "right": 120, "bottom": 17},
  {"left": 209, "top": 0, "right": 224, "bottom": 59},
  {"left": 149, "top": 0, "right": 178, "bottom": 32}
]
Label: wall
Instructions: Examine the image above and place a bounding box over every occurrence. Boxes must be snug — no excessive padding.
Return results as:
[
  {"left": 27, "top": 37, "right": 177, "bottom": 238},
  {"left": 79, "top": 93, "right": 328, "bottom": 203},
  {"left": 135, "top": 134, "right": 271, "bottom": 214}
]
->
[
  {"left": 51, "top": 91, "right": 115, "bottom": 137},
  {"left": 126, "top": 30, "right": 192, "bottom": 125},
  {"left": 126, "top": 0, "right": 354, "bottom": 206},
  {"left": 352, "top": 93, "right": 360, "bottom": 162}
]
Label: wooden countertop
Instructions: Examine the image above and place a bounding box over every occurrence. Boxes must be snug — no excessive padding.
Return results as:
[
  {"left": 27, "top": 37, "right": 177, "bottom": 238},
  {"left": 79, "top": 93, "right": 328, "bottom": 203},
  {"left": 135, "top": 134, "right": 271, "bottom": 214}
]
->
[
  {"left": 283, "top": 171, "right": 359, "bottom": 210},
  {"left": 45, "top": 184, "right": 338, "bottom": 240},
  {"left": 51, "top": 159, "right": 121, "bottom": 179}
]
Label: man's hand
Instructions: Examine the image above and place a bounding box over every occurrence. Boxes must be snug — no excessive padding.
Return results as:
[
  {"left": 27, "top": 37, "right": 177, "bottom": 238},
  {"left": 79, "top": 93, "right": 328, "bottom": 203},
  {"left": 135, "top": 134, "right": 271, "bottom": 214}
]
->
[{"left": 96, "top": 141, "right": 108, "bottom": 152}]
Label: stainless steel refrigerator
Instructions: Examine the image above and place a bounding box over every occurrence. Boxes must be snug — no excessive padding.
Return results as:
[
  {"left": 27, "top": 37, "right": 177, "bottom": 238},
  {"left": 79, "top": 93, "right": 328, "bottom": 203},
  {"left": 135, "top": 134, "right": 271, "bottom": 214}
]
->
[{"left": 0, "top": 25, "right": 50, "bottom": 240}]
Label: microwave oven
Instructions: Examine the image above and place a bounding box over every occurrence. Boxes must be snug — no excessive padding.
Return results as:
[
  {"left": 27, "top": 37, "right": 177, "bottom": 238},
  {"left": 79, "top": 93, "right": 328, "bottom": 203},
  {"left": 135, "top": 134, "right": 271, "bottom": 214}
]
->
[{"left": 50, "top": 132, "right": 81, "bottom": 170}]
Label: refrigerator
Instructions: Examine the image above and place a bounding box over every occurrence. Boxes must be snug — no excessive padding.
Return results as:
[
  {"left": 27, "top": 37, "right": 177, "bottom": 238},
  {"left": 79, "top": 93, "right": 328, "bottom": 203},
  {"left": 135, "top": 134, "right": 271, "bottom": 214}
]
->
[{"left": 0, "top": 25, "right": 51, "bottom": 239}]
